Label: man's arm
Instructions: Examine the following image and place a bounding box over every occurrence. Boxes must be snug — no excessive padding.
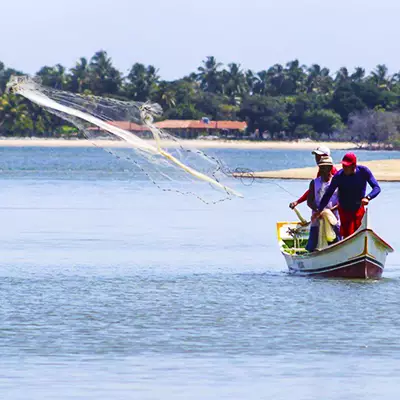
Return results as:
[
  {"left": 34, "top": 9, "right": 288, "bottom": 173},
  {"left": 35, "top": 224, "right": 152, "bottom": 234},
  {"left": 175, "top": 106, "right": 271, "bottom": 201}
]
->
[
  {"left": 307, "top": 181, "right": 317, "bottom": 211},
  {"left": 297, "top": 189, "right": 310, "bottom": 205},
  {"left": 364, "top": 167, "right": 381, "bottom": 200},
  {"left": 289, "top": 189, "right": 309, "bottom": 208},
  {"left": 318, "top": 175, "right": 340, "bottom": 212}
]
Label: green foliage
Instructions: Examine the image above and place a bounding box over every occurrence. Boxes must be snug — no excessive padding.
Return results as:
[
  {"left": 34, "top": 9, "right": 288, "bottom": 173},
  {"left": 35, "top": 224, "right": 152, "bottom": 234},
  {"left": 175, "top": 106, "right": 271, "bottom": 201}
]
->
[
  {"left": 164, "top": 103, "right": 202, "bottom": 120},
  {"left": 87, "top": 50, "right": 122, "bottom": 96},
  {"left": 0, "top": 94, "right": 31, "bottom": 135},
  {"left": 125, "top": 63, "right": 159, "bottom": 101},
  {"left": 304, "top": 109, "right": 344, "bottom": 135},
  {"left": 331, "top": 83, "right": 366, "bottom": 121},
  {"left": 58, "top": 125, "right": 79, "bottom": 135},
  {"left": 239, "top": 95, "right": 290, "bottom": 138},
  {"left": 286, "top": 93, "right": 329, "bottom": 133},
  {"left": 293, "top": 124, "right": 316, "bottom": 139},
  {"left": 197, "top": 56, "right": 223, "bottom": 93},
  {"left": 1, "top": 53, "right": 400, "bottom": 143},
  {"left": 218, "top": 104, "right": 240, "bottom": 120}
]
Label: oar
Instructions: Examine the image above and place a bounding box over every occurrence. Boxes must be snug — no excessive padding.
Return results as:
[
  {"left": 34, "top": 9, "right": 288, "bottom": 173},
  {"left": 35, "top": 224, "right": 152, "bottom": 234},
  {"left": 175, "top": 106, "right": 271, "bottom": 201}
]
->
[{"left": 293, "top": 207, "right": 310, "bottom": 226}]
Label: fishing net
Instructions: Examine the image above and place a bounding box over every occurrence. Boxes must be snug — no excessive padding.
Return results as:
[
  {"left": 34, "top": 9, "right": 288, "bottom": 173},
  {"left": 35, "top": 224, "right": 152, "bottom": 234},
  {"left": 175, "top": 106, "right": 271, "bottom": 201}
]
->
[{"left": 6, "top": 75, "right": 243, "bottom": 203}]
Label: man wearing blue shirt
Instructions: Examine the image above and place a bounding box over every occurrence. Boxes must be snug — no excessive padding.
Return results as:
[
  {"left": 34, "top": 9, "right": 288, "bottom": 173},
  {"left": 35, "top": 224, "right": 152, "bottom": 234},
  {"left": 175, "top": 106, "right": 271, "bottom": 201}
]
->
[{"left": 315, "top": 152, "right": 381, "bottom": 238}]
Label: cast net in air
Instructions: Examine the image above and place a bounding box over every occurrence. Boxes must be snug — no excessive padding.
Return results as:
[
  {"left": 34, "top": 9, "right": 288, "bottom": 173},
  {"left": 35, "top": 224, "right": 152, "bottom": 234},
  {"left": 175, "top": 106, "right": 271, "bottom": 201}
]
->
[{"left": 6, "top": 75, "right": 243, "bottom": 203}]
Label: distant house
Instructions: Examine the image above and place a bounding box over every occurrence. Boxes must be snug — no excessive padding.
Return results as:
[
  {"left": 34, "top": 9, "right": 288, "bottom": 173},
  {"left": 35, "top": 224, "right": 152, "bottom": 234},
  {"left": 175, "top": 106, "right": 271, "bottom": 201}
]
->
[
  {"left": 87, "top": 121, "right": 151, "bottom": 139},
  {"left": 88, "top": 120, "right": 247, "bottom": 139},
  {"left": 154, "top": 120, "right": 247, "bottom": 139}
]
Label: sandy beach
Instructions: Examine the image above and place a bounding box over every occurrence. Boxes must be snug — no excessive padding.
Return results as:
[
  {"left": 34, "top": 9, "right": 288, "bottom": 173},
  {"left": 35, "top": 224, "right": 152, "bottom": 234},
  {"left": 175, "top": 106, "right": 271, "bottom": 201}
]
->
[
  {"left": 239, "top": 159, "right": 400, "bottom": 182},
  {"left": 1, "top": 137, "right": 397, "bottom": 179},
  {"left": 1, "top": 137, "right": 397, "bottom": 178},
  {"left": 0, "top": 138, "right": 358, "bottom": 150}
]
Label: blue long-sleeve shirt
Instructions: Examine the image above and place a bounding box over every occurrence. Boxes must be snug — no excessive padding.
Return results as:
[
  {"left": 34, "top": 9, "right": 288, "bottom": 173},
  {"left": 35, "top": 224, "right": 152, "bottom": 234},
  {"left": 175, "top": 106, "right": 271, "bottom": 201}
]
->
[{"left": 318, "top": 166, "right": 381, "bottom": 212}]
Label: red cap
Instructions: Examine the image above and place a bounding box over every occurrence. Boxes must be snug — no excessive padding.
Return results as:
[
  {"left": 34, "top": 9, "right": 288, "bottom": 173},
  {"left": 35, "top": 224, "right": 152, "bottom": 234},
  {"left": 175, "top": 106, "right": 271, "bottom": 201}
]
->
[{"left": 342, "top": 152, "right": 357, "bottom": 167}]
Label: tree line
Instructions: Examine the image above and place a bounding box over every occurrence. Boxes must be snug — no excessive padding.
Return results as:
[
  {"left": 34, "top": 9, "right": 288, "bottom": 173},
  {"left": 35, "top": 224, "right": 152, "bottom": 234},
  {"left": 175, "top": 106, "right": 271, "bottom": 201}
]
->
[{"left": 1, "top": 50, "right": 400, "bottom": 145}]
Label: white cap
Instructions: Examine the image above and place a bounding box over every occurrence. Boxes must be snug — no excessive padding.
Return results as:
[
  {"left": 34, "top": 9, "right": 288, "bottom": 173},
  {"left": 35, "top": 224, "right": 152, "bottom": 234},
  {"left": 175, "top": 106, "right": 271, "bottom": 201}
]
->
[{"left": 312, "top": 145, "right": 331, "bottom": 156}]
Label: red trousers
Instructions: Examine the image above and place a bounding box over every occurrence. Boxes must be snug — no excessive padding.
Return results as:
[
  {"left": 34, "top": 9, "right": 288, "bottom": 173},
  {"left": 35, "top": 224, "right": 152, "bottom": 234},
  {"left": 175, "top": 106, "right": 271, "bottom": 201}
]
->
[{"left": 338, "top": 206, "right": 365, "bottom": 238}]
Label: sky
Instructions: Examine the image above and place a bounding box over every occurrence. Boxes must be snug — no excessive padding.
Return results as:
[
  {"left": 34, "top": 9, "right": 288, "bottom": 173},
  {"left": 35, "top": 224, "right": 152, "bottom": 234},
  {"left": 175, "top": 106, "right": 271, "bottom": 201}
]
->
[{"left": 1, "top": 0, "right": 400, "bottom": 80}]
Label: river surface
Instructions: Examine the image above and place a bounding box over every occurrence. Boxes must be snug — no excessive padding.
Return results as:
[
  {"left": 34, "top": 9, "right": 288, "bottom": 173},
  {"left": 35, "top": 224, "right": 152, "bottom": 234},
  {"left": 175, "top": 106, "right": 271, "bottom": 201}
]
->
[{"left": 0, "top": 147, "right": 399, "bottom": 400}]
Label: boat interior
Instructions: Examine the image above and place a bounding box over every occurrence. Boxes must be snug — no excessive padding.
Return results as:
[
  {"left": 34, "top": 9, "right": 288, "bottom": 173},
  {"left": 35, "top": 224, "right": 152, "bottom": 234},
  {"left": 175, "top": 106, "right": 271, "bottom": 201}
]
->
[{"left": 276, "top": 221, "right": 310, "bottom": 255}]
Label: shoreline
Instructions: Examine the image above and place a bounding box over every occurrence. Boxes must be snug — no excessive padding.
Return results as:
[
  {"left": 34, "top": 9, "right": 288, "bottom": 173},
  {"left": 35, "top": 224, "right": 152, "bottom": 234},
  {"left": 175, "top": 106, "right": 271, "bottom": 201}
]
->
[
  {"left": 0, "top": 138, "right": 361, "bottom": 150},
  {"left": 237, "top": 159, "right": 400, "bottom": 182}
]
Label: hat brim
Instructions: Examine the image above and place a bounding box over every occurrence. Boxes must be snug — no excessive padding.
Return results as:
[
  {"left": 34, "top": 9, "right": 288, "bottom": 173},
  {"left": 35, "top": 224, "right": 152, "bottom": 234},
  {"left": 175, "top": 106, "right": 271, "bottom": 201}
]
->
[
  {"left": 342, "top": 160, "right": 355, "bottom": 167},
  {"left": 312, "top": 150, "right": 325, "bottom": 155},
  {"left": 318, "top": 163, "right": 333, "bottom": 167}
]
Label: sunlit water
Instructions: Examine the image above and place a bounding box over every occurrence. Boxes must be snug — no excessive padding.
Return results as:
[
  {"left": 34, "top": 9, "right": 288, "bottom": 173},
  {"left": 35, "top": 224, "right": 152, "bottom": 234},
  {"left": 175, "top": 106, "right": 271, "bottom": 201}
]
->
[{"left": 0, "top": 147, "right": 399, "bottom": 400}]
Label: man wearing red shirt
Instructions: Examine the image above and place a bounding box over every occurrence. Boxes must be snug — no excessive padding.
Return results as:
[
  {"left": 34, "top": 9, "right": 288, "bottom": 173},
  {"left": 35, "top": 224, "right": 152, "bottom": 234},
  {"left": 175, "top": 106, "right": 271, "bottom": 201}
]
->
[{"left": 289, "top": 146, "right": 338, "bottom": 209}]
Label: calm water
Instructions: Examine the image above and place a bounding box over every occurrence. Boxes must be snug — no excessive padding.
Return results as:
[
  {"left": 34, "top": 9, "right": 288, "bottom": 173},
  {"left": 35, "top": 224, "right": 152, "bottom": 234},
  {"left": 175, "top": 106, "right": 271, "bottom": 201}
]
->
[{"left": 1, "top": 147, "right": 400, "bottom": 400}]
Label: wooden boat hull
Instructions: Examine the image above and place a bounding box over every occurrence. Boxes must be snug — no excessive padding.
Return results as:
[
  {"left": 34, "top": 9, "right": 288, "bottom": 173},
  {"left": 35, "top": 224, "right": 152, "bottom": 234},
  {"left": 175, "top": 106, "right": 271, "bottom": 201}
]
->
[
  {"left": 278, "top": 210, "right": 393, "bottom": 279},
  {"left": 286, "top": 254, "right": 383, "bottom": 279}
]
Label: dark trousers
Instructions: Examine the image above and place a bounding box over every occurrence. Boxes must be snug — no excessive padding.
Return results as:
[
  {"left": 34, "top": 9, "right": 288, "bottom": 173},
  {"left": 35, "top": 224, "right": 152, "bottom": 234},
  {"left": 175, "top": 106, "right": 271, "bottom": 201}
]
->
[{"left": 306, "top": 225, "right": 341, "bottom": 252}]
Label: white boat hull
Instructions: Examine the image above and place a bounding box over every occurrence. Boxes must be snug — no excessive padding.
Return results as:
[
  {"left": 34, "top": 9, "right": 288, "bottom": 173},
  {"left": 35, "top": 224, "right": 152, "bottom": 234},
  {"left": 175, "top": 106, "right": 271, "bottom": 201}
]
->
[{"left": 277, "top": 210, "right": 393, "bottom": 279}]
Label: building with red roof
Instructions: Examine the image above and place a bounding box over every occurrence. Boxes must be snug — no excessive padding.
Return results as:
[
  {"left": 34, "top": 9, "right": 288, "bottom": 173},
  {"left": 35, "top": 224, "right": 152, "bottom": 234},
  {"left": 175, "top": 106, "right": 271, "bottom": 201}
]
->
[{"left": 88, "top": 120, "right": 247, "bottom": 139}]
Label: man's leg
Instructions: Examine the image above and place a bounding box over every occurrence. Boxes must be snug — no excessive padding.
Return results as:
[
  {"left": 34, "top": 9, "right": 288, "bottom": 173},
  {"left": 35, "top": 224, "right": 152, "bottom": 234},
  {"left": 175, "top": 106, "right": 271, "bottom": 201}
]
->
[
  {"left": 338, "top": 206, "right": 365, "bottom": 238},
  {"left": 306, "top": 226, "right": 319, "bottom": 252},
  {"left": 354, "top": 206, "right": 365, "bottom": 231},
  {"left": 338, "top": 207, "right": 351, "bottom": 238}
]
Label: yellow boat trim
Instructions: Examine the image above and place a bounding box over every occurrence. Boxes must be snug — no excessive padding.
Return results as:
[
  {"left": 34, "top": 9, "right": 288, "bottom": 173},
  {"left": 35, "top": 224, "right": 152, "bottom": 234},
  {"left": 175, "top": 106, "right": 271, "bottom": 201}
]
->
[{"left": 348, "top": 236, "right": 376, "bottom": 260}]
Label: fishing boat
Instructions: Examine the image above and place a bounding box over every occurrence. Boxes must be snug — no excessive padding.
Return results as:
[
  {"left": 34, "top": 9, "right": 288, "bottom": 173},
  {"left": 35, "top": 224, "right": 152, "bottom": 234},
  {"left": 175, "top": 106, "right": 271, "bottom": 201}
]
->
[{"left": 276, "top": 209, "right": 393, "bottom": 279}]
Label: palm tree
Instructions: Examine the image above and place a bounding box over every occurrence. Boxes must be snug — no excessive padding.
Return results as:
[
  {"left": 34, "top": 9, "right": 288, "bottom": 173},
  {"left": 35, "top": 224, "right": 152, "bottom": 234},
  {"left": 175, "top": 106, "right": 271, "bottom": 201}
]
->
[
  {"left": 351, "top": 67, "right": 365, "bottom": 83},
  {"left": 37, "top": 64, "right": 68, "bottom": 89},
  {"left": 69, "top": 57, "right": 89, "bottom": 93},
  {"left": 335, "top": 67, "right": 350, "bottom": 85},
  {"left": 370, "top": 64, "right": 388, "bottom": 84},
  {"left": 0, "top": 61, "right": 4, "bottom": 93},
  {"left": 88, "top": 50, "right": 122, "bottom": 95},
  {"left": 253, "top": 70, "right": 269, "bottom": 95},
  {"left": 0, "top": 94, "right": 32, "bottom": 135},
  {"left": 222, "top": 63, "right": 247, "bottom": 99},
  {"left": 391, "top": 72, "right": 400, "bottom": 92},
  {"left": 197, "top": 56, "right": 223, "bottom": 93},
  {"left": 126, "top": 63, "right": 159, "bottom": 101},
  {"left": 245, "top": 70, "right": 257, "bottom": 95},
  {"left": 306, "top": 64, "right": 332, "bottom": 94},
  {"left": 266, "top": 64, "right": 285, "bottom": 95},
  {"left": 369, "top": 64, "right": 394, "bottom": 90},
  {"left": 145, "top": 65, "right": 160, "bottom": 99},
  {"left": 285, "top": 60, "right": 306, "bottom": 94},
  {"left": 0, "top": 64, "right": 23, "bottom": 95},
  {"left": 0, "top": 62, "right": 6, "bottom": 94},
  {"left": 154, "top": 81, "right": 176, "bottom": 109},
  {"left": 306, "top": 64, "right": 321, "bottom": 92}
]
